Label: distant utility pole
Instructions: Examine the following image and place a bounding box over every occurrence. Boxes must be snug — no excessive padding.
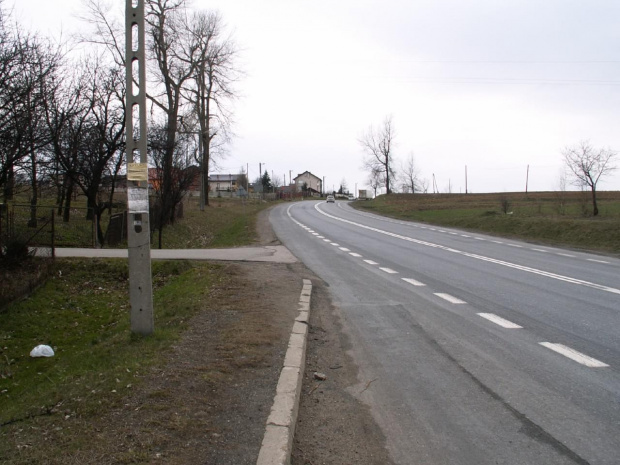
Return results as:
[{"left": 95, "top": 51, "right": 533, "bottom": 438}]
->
[
  {"left": 525, "top": 164, "right": 530, "bottom": 194},
  {"left": 465, "top": 165, "right": 468, "bottom": 194},
  {"left": 125, "top": 0, "right": 154, "bottom": 335}
]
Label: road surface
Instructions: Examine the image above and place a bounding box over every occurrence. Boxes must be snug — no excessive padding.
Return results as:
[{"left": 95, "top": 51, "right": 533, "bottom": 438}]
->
[{"left": 270, "top": 200, "right": 620, "bottom": 465}]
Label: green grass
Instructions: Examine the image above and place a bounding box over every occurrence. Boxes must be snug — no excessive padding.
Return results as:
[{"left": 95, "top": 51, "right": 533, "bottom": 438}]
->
[
  {"left": 354, "top": 191, "right": 620, "bottom": 254},
  {"left": 159, "top": 196, "right": 277, "bottom": 248},
  {"left": 0, "top": 194, "right": 276, "bottom": 427},
  {"left": 0, "top": 258, "right": 218, "bottom": 428}
]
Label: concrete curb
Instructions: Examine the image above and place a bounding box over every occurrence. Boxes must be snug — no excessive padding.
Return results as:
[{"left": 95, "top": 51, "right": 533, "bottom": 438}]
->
[{"left": 256, "top": 279, "right": 312, "bottom": 465}]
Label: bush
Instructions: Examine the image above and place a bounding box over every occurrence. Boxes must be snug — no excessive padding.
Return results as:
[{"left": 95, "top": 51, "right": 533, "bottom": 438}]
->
[{"left": 0, "top": 237, "right": 34, "bottom": 269}]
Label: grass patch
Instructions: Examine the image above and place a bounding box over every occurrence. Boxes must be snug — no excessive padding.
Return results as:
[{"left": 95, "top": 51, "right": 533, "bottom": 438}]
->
[
  {"left": 160, "top": 197, "right": 276, "bottom": 248},
  {"left": 354, "top": 191, "right": 620, "bottom": 254},
  {"left": 0, "top": 258, "right": 218, "bottom": 433}
]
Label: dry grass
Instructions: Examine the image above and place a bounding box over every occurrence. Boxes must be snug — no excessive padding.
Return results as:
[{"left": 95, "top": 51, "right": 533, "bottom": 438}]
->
[{"left": 354, "top": 191, "right": 620, "bottom": 254}]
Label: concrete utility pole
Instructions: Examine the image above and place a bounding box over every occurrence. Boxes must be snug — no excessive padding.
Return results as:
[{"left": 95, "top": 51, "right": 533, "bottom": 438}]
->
[
  {"left": 525, "top": 164, "right": 530, "bottom": 194},
  {"left": 125, "top": 0, "right": 154, "bottom": 335},
  {"left": 465, "top": 165, "right": 468, "bottom": 194}
]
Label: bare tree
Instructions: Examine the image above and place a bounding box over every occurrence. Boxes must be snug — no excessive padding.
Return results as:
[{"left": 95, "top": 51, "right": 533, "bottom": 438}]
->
[
  {"left": 368, "top": 167, "right": 384, "bottom": 198},
  {"left": 0, "top": 8, "right": 61, "bottom": 205},
  {"left": 182, "top": 10, "right": 238, "bottom": 210},
  {"left": 148, "top": 121, "right": 197, "bottom": 248},
  {"left": 44, "top": 57, "right": 126, "bottom": 243},
  {"left": 401, "top": 152, "right": 422, "bottom": 194},
  {"left": 80, "top": 1, "right": 239, "bottom": 221},
  {"left": 562, "top": 140, "right": 617, "bottom": 216},
  {"left": 359, "top": 115, "right": 396, "bottom": 194}
]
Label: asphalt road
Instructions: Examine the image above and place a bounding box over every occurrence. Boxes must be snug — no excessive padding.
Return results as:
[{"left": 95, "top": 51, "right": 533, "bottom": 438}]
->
[{"left": 270, "top": 200, "right": 620, "bottom": 465}]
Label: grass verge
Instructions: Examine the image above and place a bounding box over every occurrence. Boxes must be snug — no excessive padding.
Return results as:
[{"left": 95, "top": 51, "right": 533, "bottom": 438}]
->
[
  {"left": 0, "top": 258, "right": 220, "bottom": 461},
  {"left": 353, "top": 191, "right": 620, "bottom": 254},
  {"left": 160, "top": 197, "right": 276, "bottom": 248}
]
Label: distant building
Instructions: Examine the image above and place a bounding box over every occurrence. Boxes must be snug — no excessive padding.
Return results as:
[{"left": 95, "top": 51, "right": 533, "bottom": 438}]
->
[
  {"left": 293, "top": 171, "right": 322, "bottom": 196},
  {"left": 208, "top": 174, "right": 241, "bottom": 192}
]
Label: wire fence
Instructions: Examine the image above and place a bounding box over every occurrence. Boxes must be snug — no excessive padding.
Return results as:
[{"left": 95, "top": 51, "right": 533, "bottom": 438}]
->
[{"left": 0, "top": 204, "right": 112, "bottom": 260}]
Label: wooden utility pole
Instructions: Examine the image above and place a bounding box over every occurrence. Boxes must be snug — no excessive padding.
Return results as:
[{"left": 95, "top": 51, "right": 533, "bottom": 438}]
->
[{"left": 125, "top": 0, "right": 154, "bottom": 335}]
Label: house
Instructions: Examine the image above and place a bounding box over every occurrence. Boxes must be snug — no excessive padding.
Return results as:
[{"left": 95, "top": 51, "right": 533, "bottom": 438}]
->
[
  {"left": 208, "top": 174, "right": 241, "bottom": 192},
  {"left": 148, "top": 166, "right": 201, "bottom": 193},
  {"left": 292, "top": 171, "right": 322, "bottom": 196}
]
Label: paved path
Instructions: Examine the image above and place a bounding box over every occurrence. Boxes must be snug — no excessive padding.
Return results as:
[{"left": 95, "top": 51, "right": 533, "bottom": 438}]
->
[{"left": 43, "top": 246, "right": 298, "bottom": 263}]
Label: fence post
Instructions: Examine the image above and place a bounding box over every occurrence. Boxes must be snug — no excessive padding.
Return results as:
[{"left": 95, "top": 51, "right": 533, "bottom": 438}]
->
[{"left": 51, "top": 209, "right": 55, "bottom": 259}]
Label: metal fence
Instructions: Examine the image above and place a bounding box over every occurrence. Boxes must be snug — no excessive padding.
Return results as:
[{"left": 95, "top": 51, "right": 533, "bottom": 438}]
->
[{"left": 0, "top": 204, "right": 104, "bottom": 258}]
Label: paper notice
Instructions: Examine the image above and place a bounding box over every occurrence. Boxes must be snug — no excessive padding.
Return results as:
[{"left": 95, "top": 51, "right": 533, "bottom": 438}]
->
[
  {"left": 127, "top": 186, "right": 149, "bottom": 213},
  {"left": 127, "top": 163, "right": 148, "bottom": 181}
]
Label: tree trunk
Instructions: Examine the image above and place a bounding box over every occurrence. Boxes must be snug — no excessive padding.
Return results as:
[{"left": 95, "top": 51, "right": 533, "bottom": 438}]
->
[
  {"left": 4, "top": 164, "right": 15, "bottom": 201},
  {"left": 63, "top": 179, "right": 73, "bottom": 222},
  {"left": 591, "top": 186, "right": 599, "bottom": 216},
  {"left": 29, "top": 152, "right": 38, "bottom": 228}
]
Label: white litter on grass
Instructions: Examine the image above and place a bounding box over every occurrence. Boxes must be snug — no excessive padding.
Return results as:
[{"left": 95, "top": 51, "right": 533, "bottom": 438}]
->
[{"left": 30, "top": 345, "right": 55, "bottom": 357}]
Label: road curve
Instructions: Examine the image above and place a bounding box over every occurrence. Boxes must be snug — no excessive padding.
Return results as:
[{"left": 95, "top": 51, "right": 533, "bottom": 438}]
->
[{"left": 270, "top": 200, "right": 620, "bottom": 465}]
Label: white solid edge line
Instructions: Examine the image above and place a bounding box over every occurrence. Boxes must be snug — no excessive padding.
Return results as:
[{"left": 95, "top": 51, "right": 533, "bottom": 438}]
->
[
  {"left": 539, "top": 342, "right": 609, "bottom": 368},
  {"left": 309, "top": 203, "right": 620, "bottom": 296},
  {"left": 477, "top": 313, "right": 522, "bottom": 329},
  {"left": 402, "top": 278, "right": 425, "bottom": 287},
  {"left": 364, "top": 260, "right": 378, "bottom": 265},
  {"left": 380, "top": 267, "right": 398, "bottom": 274},
  {"left": 434, "top": 293, "right": 467, "bottom": 304}
]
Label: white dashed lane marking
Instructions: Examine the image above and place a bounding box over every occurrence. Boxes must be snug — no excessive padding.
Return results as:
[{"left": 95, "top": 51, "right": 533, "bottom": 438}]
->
[
  {"left": 539, "top": 342, "right": 609, "bottom": 368},
  {"left": 402, "top": 278, "right": 425, "bottom": 287},
  {"left": 507, "top": 244, "right": 523, "bottom": 248},
  {"left": 364, "top": 260, "right": 379, "bottom": 265},
  {"left": 380, "top": 267, "right": 398, "bottom": 274},
  {"left": 349, "top": 253, "right": 363, "bottom": 257},
  {"left": 532, "top": 248, "right": 548, "bottom": 253},
  {"left": 587, "top": 259, "right": 610, "bottom": 264},
  {"left": 434, "top": 293, "right": 467, "bottom": 304},
  {"left": 557, "top": 253, "right": 576, "bottom": 258},
  {"left": 330, "top": 243, "right": 339, "bottom": 246},
  {"left": 477, "top": 313, "right": 522, "bottom": 329},
  {"left": 339, "top": 247, "right": 351, "bottom": 252}
]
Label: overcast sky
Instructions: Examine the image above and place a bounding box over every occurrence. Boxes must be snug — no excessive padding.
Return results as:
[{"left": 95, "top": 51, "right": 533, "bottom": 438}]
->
[{"left": 11, "top": 0, "right": 620, "bottom": 194}]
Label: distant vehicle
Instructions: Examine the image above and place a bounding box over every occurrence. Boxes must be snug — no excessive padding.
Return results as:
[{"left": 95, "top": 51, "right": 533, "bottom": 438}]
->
[
  {"left": 347, "top": 194, "right": 355, "bottom": 200},
  {"left": 326, "top": 195, "right": 335, "bottom": 203}
]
